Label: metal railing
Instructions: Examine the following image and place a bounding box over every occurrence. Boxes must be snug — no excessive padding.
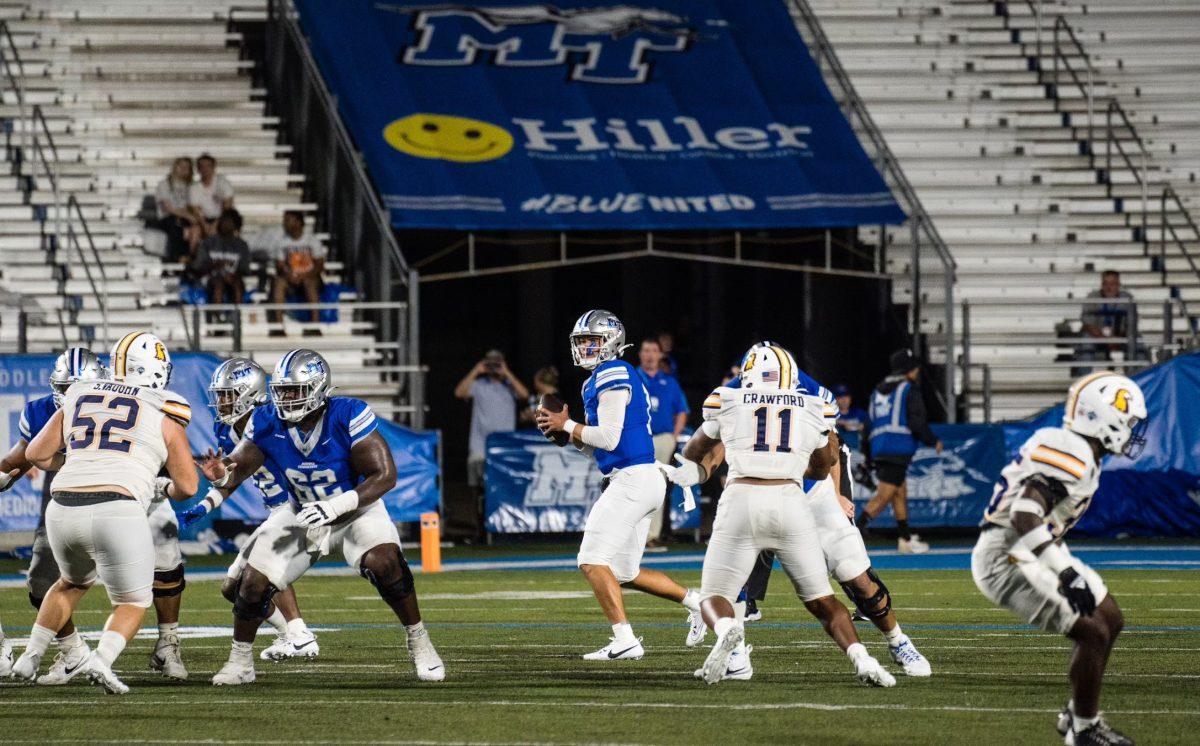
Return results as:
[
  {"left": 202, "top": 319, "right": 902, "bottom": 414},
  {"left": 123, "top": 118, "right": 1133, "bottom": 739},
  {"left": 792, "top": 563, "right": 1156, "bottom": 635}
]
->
[
  {"left": 183, "top": 300, "right": 426, "bottom": 426},
  {"left": 0, "top": 20, "right": 26, "bottom": 171},
  {"left": 788, "top": 0, "right": 957, "bottom": 421}
]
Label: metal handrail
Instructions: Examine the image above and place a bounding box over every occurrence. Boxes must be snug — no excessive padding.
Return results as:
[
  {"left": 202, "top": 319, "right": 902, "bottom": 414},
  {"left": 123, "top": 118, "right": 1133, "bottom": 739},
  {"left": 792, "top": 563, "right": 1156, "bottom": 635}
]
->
[
  {"left": 1159, "top": 187, "right": 1200, "bottom": 323},
  {"left": 66, "top": 195, "right": 110, "bottom": 346},
  {"left": 28, "top": 104, "right": 63, "bottom": 251},
  {"left": 1050, "top": 16, "right": 1095, "bottom": 149},
  {"left": 0, "top": 20, "right": 27, "bottom": 168},
  {"left": 788, "top": 0, "right": 956, "bottom": 422},
  {"left": 63, "top": 223, "right": 109, "bottom": 346}
]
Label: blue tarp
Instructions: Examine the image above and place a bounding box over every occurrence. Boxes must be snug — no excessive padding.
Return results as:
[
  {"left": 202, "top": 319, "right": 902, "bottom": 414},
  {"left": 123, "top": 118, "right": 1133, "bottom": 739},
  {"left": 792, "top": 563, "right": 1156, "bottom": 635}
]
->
[
  {"left": 0, "top": 353, "right": 440, "bottom": 532},
  {"left": 293, "top": 0, "right": 905, "bottom": 230},
  {"left": 484, "top": 429, "right": 698, "bottom": 534}
]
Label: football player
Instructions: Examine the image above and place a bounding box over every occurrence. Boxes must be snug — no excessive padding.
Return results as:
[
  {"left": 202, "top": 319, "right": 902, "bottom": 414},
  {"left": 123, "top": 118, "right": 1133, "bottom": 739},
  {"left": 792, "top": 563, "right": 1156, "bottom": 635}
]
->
[
  {"left": 536, "top": 310, "right": 706, "bottom": 661},
  {"left": 0, "top": 348, "right": 104, "bottom": 681},
  {"left": 671, "top": 342, "right": 894, "bottom": 687},
  {"left": 200, "top": 349, "right": 443, "bottom": 685},
  {"left": 673, "top": 342, "right": 930, "bottom": 681},
  {"left": 183, "top": 358, "right": 318, "bottom": 660},
  {"left": 973, "top": 372, "right": 1146, "bottom": 746},
  {"left": 10, "top": 332, "right": 199, "bottom": 693}
]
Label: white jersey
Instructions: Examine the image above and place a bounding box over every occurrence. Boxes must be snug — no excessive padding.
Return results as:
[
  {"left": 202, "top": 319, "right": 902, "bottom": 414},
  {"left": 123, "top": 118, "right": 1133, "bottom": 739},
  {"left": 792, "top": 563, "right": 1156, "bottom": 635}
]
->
[
  {"left": 53, "top": 380, "right": 192, "bottom": 509},
  {"left": 982, "top": 427, "right": 1100, "bottom": 540},
  {"left": 702, "top": 386, "right": 830, "bottom": 482}
]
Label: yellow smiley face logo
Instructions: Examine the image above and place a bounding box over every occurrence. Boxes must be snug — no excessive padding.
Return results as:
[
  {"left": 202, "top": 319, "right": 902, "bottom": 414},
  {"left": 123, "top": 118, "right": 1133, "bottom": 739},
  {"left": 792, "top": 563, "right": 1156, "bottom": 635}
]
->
[{"left": 383, "top": 113, "right": 513, "bottom": 163}]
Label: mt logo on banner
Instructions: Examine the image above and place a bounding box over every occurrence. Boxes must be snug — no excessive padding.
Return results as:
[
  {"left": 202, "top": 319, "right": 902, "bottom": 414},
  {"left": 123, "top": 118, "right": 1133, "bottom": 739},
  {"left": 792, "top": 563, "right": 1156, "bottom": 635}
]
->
[{"left": 382, "top": 3, "right": 700, "bottom": 84}]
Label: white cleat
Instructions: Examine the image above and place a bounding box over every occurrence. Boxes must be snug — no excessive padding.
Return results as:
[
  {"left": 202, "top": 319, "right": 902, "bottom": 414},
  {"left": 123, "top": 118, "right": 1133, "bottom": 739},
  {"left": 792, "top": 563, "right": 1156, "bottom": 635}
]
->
[
  {"left": 83, "top": 652, "right": 129, "bottom": 695},
  {"left": 685, "top": 607, "right": 707, "bottom": 648},
  {"left": 261, "top": 630, "right": 320, "bottom": 661},
  {"left": 854, "top": 653, "right": 897, "bottom": 688},
  {"left": 700, "top": 625, "right": 744, "bottom": 685},
  {"left": 695, "top": 644, "right": 754, "bottom": 682},
  {"left": 9, "top": 649, "right": 41, "bottom": 683},
  {"left": 407, "top": 631, "right": 445, "bottom": 682},
  {"left": 0, "top": 637, "right": 12, "bottom": 677},
  {"left": 889, "top": 637, "right": 931, "bottom": 677},
  {"left": 37, "top": 644, "right": 91, "bottom": 686},
  {"left": 150, "top": 633, "right": 188, "bottom": 681},
  {"left": 212, "top": 658, "right": 256, "bottom": 686},
  {"left": 1057, "top": 705, "right": 1072, "bottom": 738},
  {"left": 744, "top": 601, "right": 763, "bottom": 623},
  {"left": 582, "top": 637, "right": 644, "bottom": 661},
  {"left": 897, "top": 535, "right": 930, "bottom": 555}
]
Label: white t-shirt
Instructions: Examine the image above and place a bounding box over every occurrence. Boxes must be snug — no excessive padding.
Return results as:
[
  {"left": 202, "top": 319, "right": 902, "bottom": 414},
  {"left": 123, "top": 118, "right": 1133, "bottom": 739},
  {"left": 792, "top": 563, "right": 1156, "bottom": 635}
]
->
[
  {"left": 252, "top": 226, "right": 327, "bottom": 262},
  {"left": 188, "top": 174, "right": 235, "bottom": 219},
  {"left": 155, "top": 177, "right": 191, "bottom": 219}
]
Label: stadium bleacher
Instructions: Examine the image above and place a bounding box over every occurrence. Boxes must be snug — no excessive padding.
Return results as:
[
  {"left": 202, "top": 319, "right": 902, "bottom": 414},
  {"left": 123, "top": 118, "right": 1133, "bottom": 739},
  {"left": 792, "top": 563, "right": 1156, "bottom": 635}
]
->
[{"left": 797, "top": 0, "right": 1199, "bottom": 420}]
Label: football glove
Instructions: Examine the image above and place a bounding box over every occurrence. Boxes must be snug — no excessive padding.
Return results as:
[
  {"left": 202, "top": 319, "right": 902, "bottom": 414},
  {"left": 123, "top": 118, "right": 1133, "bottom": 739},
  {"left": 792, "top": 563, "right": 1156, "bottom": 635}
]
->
[
  {"left": 667, "top": 454, "right": 707, "bottom": 488},
  {"left": 0, "top": 468, "right": 19, "bottom": 492},
  {"left": 152, "top": 476, "right": 173, "bottom": 504},
  {"left": 180, "top": 502, "right": 211, "bottom": 527},
  {"left": 1057, "top": 566, "right": 1097, "bottom": 616},
  {"left": 296, "top": 490, "right": 360, "bottom": 527}
]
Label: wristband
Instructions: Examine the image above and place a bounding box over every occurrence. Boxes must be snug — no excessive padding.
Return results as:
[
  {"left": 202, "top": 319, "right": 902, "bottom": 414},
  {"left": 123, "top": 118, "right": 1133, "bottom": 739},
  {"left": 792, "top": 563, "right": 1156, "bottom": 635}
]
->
[
  {"left": 203, "top": 486, "right": 226, "bottom": 512},
  {"left": 327, "top": 489, "right": 360, "bottom": 517},
  {"left": 1015, "top": 524, "right": 1072, "bottom": 574},
  {"left": 1010, "top": 497, "right": 1046, "bottom": 517},
  {"left": 563, "top": 419, "right": 581, "bottom": 436},
  {"left": 211, "top": 469, "right": 232, "bottom": 488}
]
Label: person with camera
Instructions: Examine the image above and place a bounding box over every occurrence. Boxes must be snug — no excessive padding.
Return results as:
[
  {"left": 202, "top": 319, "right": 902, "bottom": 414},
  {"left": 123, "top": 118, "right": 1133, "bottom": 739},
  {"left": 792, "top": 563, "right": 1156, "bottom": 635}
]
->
[{"left": 455, "top": 350, "right": 530, "bottom": 500}]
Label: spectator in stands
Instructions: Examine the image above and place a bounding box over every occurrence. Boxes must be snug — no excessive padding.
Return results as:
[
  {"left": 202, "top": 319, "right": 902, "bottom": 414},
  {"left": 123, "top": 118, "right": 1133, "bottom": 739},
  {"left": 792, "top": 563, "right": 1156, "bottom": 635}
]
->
[
  {"left": 455, "top": 350, "right": 530, "bottom": 507},
  {"left": 857, "top": 349, "right": 942, "bottom": 555},
  {"left": 257, "top": 210, "right": 326, "bottom": 333},
  {"left": 636, "top": 337, "right": 689, "bottom": 550},
  {"left": 151, "top": 157, "right": 197, "bottom": 262},
  {"left": 188, "top": 153, "right": 235, "bottom": 239},
  {"left": 1080, "top": 270, "right": 1135, "bottom": 354},
  {"left": 833, "top": 383, "right": 869, "bottom": 434},
  {"left": 190, "top": 208, "right": 250, "bottom": 308},
  {"left": 657, "top": 331, "right": 678, "bottom": 376},
  {"left": 520, "top": 366, "right": 560, "bottom": 425}
]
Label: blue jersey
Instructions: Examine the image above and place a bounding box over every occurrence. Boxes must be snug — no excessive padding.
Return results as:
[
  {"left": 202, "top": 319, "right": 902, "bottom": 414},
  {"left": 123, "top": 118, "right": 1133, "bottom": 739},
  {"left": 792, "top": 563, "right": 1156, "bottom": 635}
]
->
[
  {"left": 582, "top": 359, "right": 654, "bottom": 475},
  {"left": 18, "top": 394, "right": 58, "bottom": 444},
  {"left": 245, "top": 396, "right": 378, "bottom": 508},
  {"left": 636, "top": 368, "right": 690, "bottom": 435},
  {"left": 215, "top": 417, "right": 290, "bottom": 509}
]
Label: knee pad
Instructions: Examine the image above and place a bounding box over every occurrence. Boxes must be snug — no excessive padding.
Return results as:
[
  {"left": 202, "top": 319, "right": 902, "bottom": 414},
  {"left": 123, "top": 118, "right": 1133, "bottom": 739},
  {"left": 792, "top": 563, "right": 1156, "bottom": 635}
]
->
[
  {"left": 153, "top": 563, "right": 186, "bottom": 598},
  {"left": 233, "top": 583, "right": 279, "bottom": 621},
  {"left": 28, "top": 592, "right": 43, "bottom": 610},
  {"left": 360, "top": 557, "right": 415, "bottom": 603},
  {"left": 839, "top": 567, "right": 891, "bottom": 620}
]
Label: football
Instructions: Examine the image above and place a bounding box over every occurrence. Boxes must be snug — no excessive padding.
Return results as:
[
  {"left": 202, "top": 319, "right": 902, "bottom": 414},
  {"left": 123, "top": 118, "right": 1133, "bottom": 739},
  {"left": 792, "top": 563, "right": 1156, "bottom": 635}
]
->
[{"left": 538, "top": 393, "right": 571, "bottom": 447}]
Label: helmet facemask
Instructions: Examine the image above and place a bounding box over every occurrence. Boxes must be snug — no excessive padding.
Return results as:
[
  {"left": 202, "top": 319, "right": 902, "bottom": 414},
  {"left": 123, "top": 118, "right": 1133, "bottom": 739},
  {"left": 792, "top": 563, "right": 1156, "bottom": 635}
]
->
[
  {"left": 570, "top": 334, "right": 607, "bottom": 370},
  {"left": 1117, "top": 415, "right": 1148, "bottom": 458},
  {"left": 271, "top": 380, "right": 323, "bottom": 422},
  {"left": 208, "top": 385, "right": 251, "bottom": 425}
]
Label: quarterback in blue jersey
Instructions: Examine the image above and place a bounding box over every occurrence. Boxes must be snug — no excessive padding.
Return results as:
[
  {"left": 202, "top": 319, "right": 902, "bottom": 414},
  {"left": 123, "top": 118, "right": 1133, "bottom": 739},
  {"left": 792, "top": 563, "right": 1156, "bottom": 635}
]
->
[
  {"left": 0, "top": 348, "right": 104, "bottom": 680},
  {"left": 537, "top": 310, "right": 705, "bottom": 661},
  {"left": 189, "top": 358, "right": 319, "bottom": 661},
  {"left": 200, "top": 349, "right": 442, "bottom": 685},
  {"left": 670, "top": 342, "right": 930, "bottom": 681}
]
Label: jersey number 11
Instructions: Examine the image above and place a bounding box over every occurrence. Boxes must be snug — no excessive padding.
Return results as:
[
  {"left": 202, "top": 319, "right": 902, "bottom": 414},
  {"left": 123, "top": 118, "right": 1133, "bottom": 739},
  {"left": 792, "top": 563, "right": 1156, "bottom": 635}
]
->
[{"left": 753, "top": 406, "right": 793, "bottom": 453}]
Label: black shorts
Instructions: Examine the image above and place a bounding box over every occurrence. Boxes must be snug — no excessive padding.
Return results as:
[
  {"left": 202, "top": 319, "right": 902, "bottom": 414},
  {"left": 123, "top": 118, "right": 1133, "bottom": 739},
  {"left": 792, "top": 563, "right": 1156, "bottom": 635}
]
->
[{"left": 872, "top": 458, "right": 911, "bottom": 487}]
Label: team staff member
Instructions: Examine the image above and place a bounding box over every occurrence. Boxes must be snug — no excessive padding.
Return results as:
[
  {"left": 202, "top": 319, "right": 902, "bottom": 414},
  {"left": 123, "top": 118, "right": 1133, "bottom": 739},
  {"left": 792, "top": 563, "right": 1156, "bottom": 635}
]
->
[
  {"left": 636, "top": 338, "right": 688, "bottom": 549},
  {"left": 833, "top": 384, "right": 868, "bottom": 434},
  {"left": 857, "top": 350, "right": 941, "bottom": 554}
]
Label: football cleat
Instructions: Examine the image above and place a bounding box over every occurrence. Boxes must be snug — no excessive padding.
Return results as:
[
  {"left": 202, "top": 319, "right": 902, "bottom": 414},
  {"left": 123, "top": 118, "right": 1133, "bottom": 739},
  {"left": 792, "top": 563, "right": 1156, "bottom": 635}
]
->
[
  {"left": 150, "top": 633, "right": 188, "bottom": 681},
  {"left": 83, "top": 652, "right": 129, "bottom": 695},
  {"left": 0, "top": 637, "right": 12, "bottom": 677},
  {"left": 696, "top": 643, "right": 755, "bottom": 682},
  {"left": 1066, "top": 717, "right": 1134, "bottom": 746},
  {"left": 9, "top": 649, "right": 43, "bottom": 683},
  {"left": 261, "top": 629, "right": 320, "bottom": 661},
  {"left": 408, "top": 631, "right": 445, "bottom": 681},
  {"left": 582, "top": 637, "right": 644, "bottom": 661},
  {"left": 37, "top": 644, "right": 91, "bottom": 686},
  {"left": 888, "top": 637, "right": 931, "bottom": 677},
  {"left": 898, "top": 535, "right": 930, "bottom": 555},
  {"left": 1057, "top": 705, "right": 1072, "bottom": 737},
  {"left": 853, "top": 653, "right": 897, "bottom": 688},
  {"left": 212, "top": 659, "right": 256, "bottom": 686},
  {"left": 744, "top": 599, "right": 763, "bottom": 623},
  {"left": 685, "top": 607, "right": 707, "bottom": 647},
  {"left": 700, "top": 625, "right": 744, "bottom": 685}
]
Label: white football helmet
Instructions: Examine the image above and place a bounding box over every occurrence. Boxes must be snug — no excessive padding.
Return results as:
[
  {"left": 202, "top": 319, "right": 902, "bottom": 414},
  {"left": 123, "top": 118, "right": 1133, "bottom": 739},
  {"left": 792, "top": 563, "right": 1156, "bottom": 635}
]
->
[
  {"left": 569, "top": 310, "right": 631, "bottom": 370},
  {"left": 1063, "top": 371, "right": 1148, "bottom": 458},
  {"left": 110, "top": 331, "right": 172, "bottom": 389},
  {"left": 740, "top": 341, "right": 799, "bottom": 390},
  {"left": 49, "top": 347, "right": 105, "bottom": 407}
]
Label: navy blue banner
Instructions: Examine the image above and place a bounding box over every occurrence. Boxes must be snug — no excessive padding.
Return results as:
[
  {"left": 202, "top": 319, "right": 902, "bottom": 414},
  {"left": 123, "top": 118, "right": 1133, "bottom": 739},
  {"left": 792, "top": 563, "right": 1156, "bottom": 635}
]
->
[
  {"left": 484, "top": 430, "right": 698, "bottom": 534},
  {"left": 293, "top": 0, "right": 905, "bottom": 230},
  {"left": 0, "top": 353, "right": 440, "bottom": 532}
]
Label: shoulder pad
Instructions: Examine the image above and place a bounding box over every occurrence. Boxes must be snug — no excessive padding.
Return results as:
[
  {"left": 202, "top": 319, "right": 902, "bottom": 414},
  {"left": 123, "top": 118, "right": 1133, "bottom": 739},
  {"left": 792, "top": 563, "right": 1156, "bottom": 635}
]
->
[
  {"left": 160, "top": 391, "right": 192, "bottom": 427},
  {"left": 1024, "top": 428, "right": 1093, "bottom": 482},
  {"left": 701, "top": 387, "right": 727, "bottom": 421}
]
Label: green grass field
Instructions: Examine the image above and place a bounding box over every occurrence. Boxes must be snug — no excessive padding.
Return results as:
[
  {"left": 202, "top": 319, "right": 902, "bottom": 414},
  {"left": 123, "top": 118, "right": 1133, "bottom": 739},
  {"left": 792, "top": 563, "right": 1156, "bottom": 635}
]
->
[{"left": 1, "top": 549, "right": 1198, "bottom": 745}]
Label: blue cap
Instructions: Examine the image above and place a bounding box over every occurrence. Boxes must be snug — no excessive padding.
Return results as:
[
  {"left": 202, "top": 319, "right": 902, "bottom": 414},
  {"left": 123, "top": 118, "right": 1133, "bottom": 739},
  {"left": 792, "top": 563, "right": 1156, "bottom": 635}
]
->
[{"left": 832, "top": 384, "right": 851, "bottom": 397}]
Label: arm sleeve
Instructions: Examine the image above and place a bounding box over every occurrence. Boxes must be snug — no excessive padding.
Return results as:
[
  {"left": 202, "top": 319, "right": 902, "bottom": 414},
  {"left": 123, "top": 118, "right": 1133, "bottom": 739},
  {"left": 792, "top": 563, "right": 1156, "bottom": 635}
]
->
[
  {"left": 906, "top": 385, "right": 939, "bottom": 446},
  {"left": 577, "top": 388, "right": 627, "bottom": 451}
]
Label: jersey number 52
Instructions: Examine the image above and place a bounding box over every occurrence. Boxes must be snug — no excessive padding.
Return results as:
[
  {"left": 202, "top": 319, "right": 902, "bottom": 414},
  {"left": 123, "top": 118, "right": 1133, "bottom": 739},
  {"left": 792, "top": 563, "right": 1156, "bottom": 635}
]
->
[{"left": 68, "top": 395, "right": 140, "bottom": 453}]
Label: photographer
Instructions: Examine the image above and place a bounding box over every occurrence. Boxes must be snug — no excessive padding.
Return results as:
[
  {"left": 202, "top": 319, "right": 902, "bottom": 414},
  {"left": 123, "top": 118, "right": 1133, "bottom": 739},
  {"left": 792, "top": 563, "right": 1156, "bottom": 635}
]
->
[{"left": 454, "top": 350, "right": 530, "bottom": 496}]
